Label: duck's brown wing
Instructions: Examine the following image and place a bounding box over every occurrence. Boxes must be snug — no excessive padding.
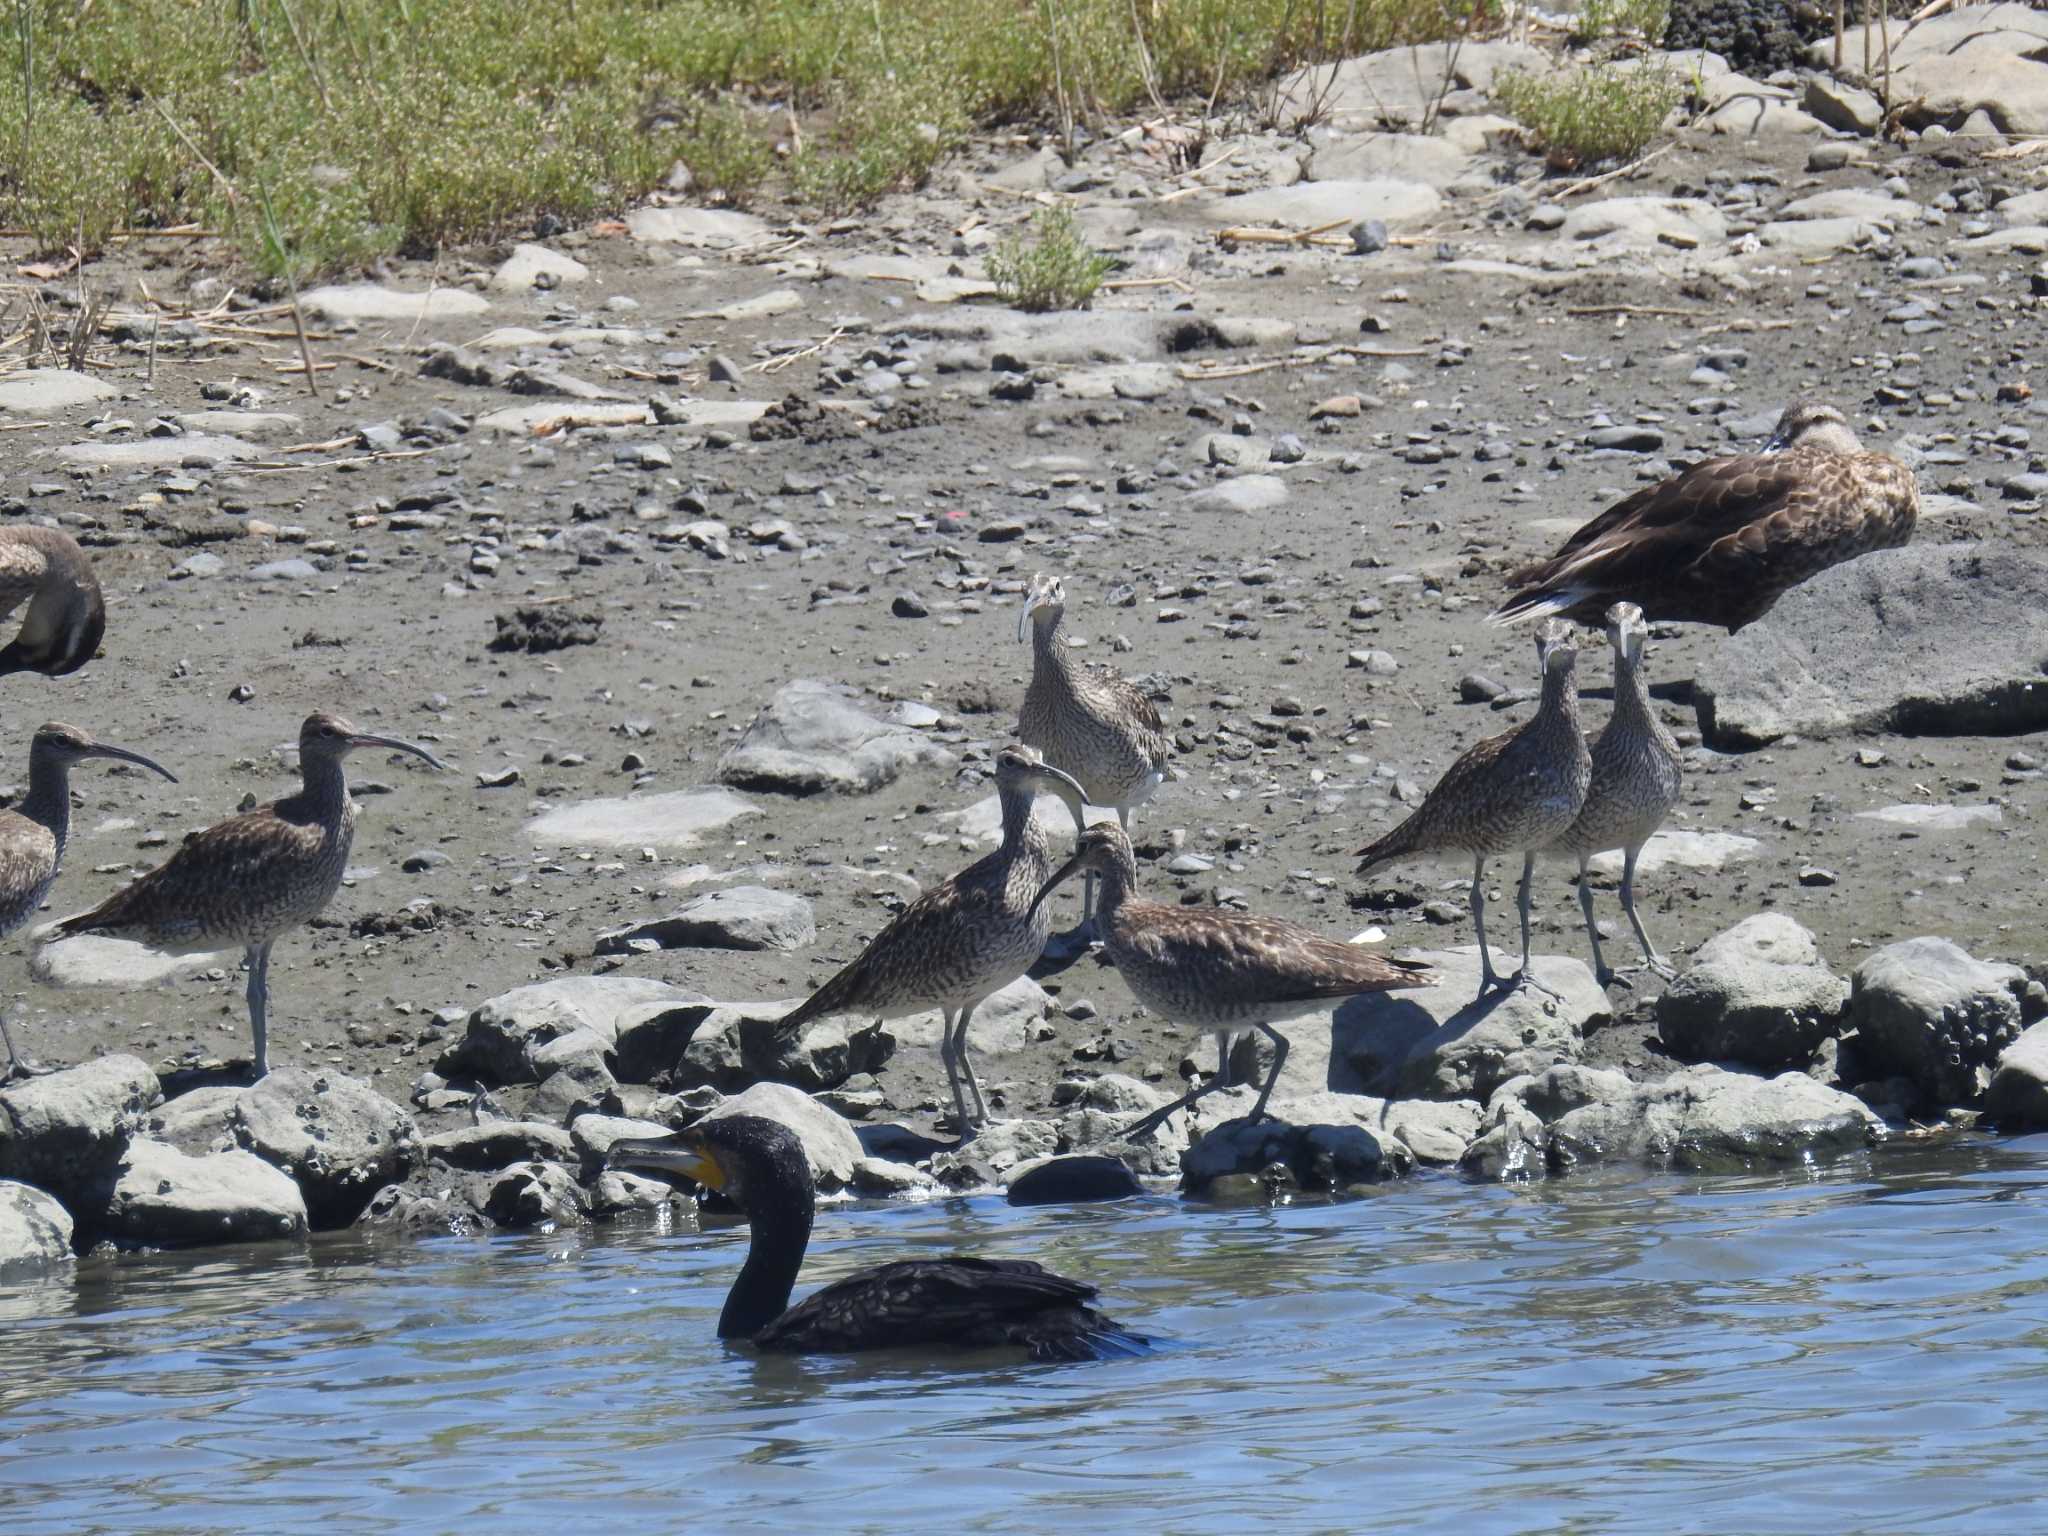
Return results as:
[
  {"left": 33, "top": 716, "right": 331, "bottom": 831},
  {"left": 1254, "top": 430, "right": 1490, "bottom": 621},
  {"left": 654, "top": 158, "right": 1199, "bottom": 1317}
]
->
[{"left": 1492, "top": 451, "right": 1825, "bottom": 625}]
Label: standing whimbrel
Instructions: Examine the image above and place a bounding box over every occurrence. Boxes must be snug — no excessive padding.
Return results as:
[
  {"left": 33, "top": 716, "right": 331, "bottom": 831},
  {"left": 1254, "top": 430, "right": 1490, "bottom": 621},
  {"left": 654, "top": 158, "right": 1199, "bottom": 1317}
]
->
[
  {"left": 770, "top": 753, "right": 1089, "bottom": 1138},
  {"left": 0, "top": 527, "right": 107, "bottom": 678},
  {"left": 1029, "top": 823, "right": 1437, "bottom": 1142},
  {"left": 1491, "top": 403, "right": 1919, "bottom": 633},
  {"left": 0, "top": 724, "right": 175, "bottom": 1079},
  {"left": 1355, "top": 620, "right": 1592, "bottom": 1002},
  {"left": 51, "top": 712, "right": 444, "bottom": 1079},
  {"left": 1548, "top": 602, "right": 1684, "bottom": 986},
  {"left": 774, "top": 745, "right": 1086, "bottom": 1136},
  {"left": 1017, "top": 573, "right": 1172, "bottom": 930}
]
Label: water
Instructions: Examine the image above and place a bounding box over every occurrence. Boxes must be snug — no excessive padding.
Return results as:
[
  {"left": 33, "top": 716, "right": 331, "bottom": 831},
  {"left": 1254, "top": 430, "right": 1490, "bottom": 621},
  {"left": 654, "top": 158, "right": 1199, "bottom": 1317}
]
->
[{"left": 9, "top": 1135, "right": 2048, "bottom": 1534}]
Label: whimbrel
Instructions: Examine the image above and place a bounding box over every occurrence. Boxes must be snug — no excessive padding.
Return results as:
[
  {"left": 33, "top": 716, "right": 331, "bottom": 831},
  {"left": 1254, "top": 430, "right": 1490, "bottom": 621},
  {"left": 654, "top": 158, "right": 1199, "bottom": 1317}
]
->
[
  {"left": 51, "top": 712, "right": 444, "bottom": 1079},
  {"left": 1018, "top": 573, "right": 1172, "bottom": 930},
  {"left": 1355, "top": 620, "right": 1592, "bottom": 1002},
  {"left": 610, "top": 1115, "right": 1152, "bottom": 1359},
  {"left": 774, "top": 745, "right": 1087, "bottom": 1135},
  {"left": 1491, "top": 403, "right": 1919, "bottom": 634},
  {"left": 1548, "top": 603, "right": 1684, "bottom": 986},
  {"left": 1031, "top": 823, "right": 1439, "bottom": 1141},
  {"left": 0, "top": 527, "right": 107, "bottom": 678},
  {"left": 0, "top": 724, "right": 175, "bottom": 1079}
]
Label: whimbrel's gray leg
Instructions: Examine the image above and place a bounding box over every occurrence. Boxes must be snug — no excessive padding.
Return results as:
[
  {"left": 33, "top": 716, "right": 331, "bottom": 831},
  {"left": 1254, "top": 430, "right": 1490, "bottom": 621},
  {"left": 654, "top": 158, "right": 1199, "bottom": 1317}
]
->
[
  {"left": 1616, "top": 844, "right": 1676, "bottom": 981},
  {"left": 1471, "top": 854, "right": 1503, "bottom": 998},
  {"left": 246, "top": 942, "right": 273, "bottom": 1079},
  {"left": 1215, "top": 1032, "right": 1232, "bottom": 1089},
  {"left": 937, "top": 1006, "right": 972, "bottom": 1134},
  {"left": 953, "top": 1002, "right": 992, "bottom": 1126},
  {"left": 1510, "top": 854, "right": 1569, "bottom": 1005},
  {"left": 1246, "top": 1022, "right": 1291, "bottom": 1124},
  {"left": 1122, "top": 1075, "right": 1227, "bottom": 1143},
  {"left": 0, "top": 1004, "right": 50, "bottom": 1080},
  {"left": 1575, "top": 854, "right": 1617, "bottom": 988}
]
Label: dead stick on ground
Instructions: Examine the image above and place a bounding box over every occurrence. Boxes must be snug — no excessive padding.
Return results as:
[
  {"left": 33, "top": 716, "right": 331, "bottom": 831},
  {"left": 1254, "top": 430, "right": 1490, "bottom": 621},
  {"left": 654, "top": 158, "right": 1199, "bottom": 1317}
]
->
[
  {"left": 1566, "top": 305, "right": 1708, "bottom": 318},
  {"left": 1556, "top": 143, "right": 1674, "bottom": 200}
]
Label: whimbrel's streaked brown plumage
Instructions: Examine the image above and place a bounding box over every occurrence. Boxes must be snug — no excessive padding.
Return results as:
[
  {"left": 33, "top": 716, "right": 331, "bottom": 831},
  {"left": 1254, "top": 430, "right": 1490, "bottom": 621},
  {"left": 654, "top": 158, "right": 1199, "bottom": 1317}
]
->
[
  {"left": 1491, "top": 403, "right": 1919, "bottom": 634},
  {"left": 774, "top": 745, "right": 1087, "bottom": 1135},
  {"left": 1017, "top": 574, "right": 1172, "bottom": 928},
  {"left": 0, "top": 527, "right": 107, "bottom": 678},
  {"left": 0, "top": 724, "right": 175, "bottom": 1079},
  {"left": 51, "top": 712, "right": 443, "bottom": 1079},
  {"left": 1548, "top": 603, "right": 1684, "bottom": 986},
  {"left": 1032, "top": 823, "right": 1438, "bottom": 1141},
  {"left": 1356, "top": 621, "right": 1592, "bottom": 1002}
]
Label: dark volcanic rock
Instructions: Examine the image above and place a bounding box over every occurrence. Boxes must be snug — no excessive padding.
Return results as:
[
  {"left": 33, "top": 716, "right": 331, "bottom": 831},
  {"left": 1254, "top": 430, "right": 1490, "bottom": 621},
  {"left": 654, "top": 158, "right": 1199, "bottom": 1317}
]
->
[
  {"left": 1006, "top": 1154, "right": 1144, "bottom": 1206},
  {"left": 1664, "top": 0, "right": 1829, "bottom": 74},
  {"left": 1696, "top": 545, "right": 2048, "bottom": 749},
  {"left": 490, "top": 606, "right": 603, "bottom": 653},
  {"left": 0, "top": 1055, "right": 158, "bottom": 1206},
  {"left": 1848, "top": 938, "right": 2027, "bottom": 1106}
]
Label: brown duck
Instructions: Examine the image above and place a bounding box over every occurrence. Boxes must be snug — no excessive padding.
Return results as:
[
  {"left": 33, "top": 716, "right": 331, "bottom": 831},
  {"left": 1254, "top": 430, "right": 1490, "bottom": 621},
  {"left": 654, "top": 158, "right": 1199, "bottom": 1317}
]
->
[{"left": 1491, "top": 403, "right": 1919, "bottom": 634}]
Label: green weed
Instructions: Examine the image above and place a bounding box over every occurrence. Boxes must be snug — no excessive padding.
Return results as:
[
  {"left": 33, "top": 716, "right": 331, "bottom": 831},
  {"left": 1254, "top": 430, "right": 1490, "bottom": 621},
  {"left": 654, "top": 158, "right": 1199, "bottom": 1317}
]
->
[
  {"left": 1494, "top": 62, "right": 1680, "bottom": 170},
  {"left": 987, "top": 204, "right": 1113, "bottom": 311}
]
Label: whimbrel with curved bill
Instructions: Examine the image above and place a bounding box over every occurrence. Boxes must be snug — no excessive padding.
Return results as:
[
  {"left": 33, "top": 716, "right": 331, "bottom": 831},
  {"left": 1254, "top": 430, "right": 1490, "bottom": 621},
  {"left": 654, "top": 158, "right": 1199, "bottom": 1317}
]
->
[
  {"left": 1490, "top": 403, "right": 1919, "bottom": 634},
  {"left": 0, "top": 724, "right": 175, "bottom": 1079},
  {"left": 1018, "top": 573, "right": 1172, "bottom": 931},
  {"left": 1031, "top": 823, "right": 1439, "bottom": 1142},
  {"left": 774, "top": 745, "right": 1087, "bottom": 1136},
  {"left": 51, "top": 712, "right": 443, "bottom": 1080},
  {"left": 1548, "top": 602, "right": 1684, "bottom": 986},
  {"left": 0, "top": 527, "right": 108, "bottom": 678},
  {"left": 1356, "top": 620, "right": 1592, "bottom": 1003}
]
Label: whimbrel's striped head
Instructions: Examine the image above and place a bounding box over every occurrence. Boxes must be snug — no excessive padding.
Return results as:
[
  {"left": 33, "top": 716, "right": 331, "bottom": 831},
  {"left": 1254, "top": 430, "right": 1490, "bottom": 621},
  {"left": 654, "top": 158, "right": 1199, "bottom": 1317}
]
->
[
  {"left": 28, "top": 722, "right": 177, "bottom": 782},
  {"left": 1764, "top": 402, "right": 1860, "bottom": 456},
  {"left": 1604, "top": 602, "right": 1648, "bottom": 666},
  {"left": 1537, "top": 618, "right": 1579, "bottom": 681},
  {"left": 298, "top": 712, "right": 448, "bottom": 771},
  {"left": 993, "top": 742, "right": 1089, "bottom": 837},
  {"left": 1017, "top": 572, "right": 1066, "bottom": 643},
  {"left": 1029, "top": 821, "right": 1138, "bottom": 922},
  {"left": 0, "top": 530, "right": 105, "bottom": 679}
]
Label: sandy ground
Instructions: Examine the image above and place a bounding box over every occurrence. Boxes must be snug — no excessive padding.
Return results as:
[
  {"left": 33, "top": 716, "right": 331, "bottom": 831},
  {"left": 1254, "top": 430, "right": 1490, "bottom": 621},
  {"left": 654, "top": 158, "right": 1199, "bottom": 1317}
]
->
[{"left": 2, "top": 109, "right": 2043, "bottom": 1136}]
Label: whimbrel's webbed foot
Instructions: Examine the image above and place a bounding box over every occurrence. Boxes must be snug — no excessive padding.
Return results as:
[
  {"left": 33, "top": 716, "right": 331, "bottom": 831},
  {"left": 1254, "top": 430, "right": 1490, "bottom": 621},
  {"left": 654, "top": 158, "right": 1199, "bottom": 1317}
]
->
[
  {"left": 1509, "top": 968, "right": 1572, "bottom": 1007},
  {"left": 1615, "top": 957, "right": 1678, "bottom": 984}
]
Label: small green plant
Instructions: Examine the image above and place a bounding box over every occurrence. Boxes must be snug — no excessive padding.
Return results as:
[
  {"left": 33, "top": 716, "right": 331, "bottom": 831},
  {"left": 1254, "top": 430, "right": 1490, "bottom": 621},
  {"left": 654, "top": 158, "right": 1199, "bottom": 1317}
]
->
[
  {"left": 1569, "top": 0, "right": 1669, "bottom": 48},
  {"left": 1494, "top": 63, "right": 1680, "bottom": 170},
  {"left": 987, "top": 205, "right": 1113, "bottom": 313}
]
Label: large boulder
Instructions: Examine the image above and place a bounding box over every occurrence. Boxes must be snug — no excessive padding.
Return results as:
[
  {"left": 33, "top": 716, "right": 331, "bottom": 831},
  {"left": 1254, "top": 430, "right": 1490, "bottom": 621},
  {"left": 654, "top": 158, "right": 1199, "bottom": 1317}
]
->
[
  {"left": 1005, "top": 1154, "right": 1144, "bottom": 1207},
  {"left": 1181, "top": 1112, "right": 1412, "bottom": 1197},
  {"left": 234, "top": 1069, "right": 421, "bottom": 1227},
  {"left": 1814, "top": 4, "right": 2048, "bottom": 136},
  {"left": 1848, "top": 938, "right": 2028, "bottom": 1106},
  {"left": 1986, "top": 1022, "right": 2048, "bottom": 1132},
  {"left": 1695, "top": 545, "right": 2048, "bottom": 749},
  {"left": 596, "top": 887, "right": 817, "bottom": 954},
  {"left": 469, "top": 1161, "right": 590, "bottom": 1228},
  {"left": 718, "top": 679, "right": 953, "bottom": 795},
  {"left": 94, "top": 1140, "right": 308, "bottom": 1246},
  {"left": 1657, "top": 914, "right": 1849, "bottom": 1067},
  {"left": 0, "top": 1055, "right": 159, "bottom": 1204},
  {"left": 438, "top": 976, "right": 708, "bottom": 1084},
  {"left": 1545, "top": 1065, "right": 1883, "bottom": 1173},
  {"left": 1336, "top": 948, "right": 1608, "bottom": 1102},
  {"left": 422, "top": 1120, "right": 576, "bottom": 1170},
  {"left": 0, "top": 1179, "right": 74, "bottom": 1278},
  {"left": 697, "top": 1083, "right": 864, "bottom": 1192},
  {"left": 637, "top": 999, "right": 894, "bottom": 1094},
  {"left": 1460, "top": 1065, "right": 1637, "bottom": 1180}
]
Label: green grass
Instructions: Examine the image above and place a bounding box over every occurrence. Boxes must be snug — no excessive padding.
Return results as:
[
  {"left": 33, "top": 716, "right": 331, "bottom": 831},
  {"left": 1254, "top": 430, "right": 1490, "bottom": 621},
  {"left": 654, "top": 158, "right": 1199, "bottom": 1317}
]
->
[
  {"left": 988, "top": 204, "right": 1112, "bottom": 310},
  {"left": 2, "top": 0, "right": 1470, "bottom": 276},
  {"left": 1493, "top": 62, "right": 1681, "bottom": 170},
  {"left": 1567, "top": 0, "right": 1668, "bottom": 48}
]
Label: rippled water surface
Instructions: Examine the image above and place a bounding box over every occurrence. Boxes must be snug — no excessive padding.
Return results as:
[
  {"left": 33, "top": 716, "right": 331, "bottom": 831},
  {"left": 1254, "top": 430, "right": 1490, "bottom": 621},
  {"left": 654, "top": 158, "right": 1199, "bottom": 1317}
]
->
[{"left": 10, "top": 1135, "right": 2048, "bottom": 1533}]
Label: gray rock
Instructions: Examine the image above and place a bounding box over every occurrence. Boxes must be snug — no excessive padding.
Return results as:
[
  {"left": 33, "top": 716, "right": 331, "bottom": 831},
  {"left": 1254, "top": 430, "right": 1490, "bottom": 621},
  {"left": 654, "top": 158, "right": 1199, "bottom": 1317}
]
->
[
  {"left": 699, "top": 1082, "right": 864, "bottom": 1191},
  {"left": 1382, "top": 1097, "right": 1484, "bottom": 1164},
  {"left": 58, "top": 434, "right": 260, "bottom": 469},
  {"left": 1849, "top": 938, "right": 2027, "bottom": 1105},
  {"left": 623, "top": 207, "right": 772, "bottom": 247},
  {"left": 301, "top": 283, "right": 490, "bottom": 324},
  {"left": 526, "top": 785, "right": 762, "bottom": 851},
  {"left": 589, "top": 1169, "right": 678, "bottom": 1215},
  {"left": 31, "top": 934, "right": 231, "bottom": 990},
  {"left": 1183, "top": 475, "right": 1291, "bottom": 514},
  {"left": 1005, "top": 1154, "right": 1143, "bottom": 1206},
  {"left": 1181, "top": 1114, "right": 1411, "bottom": 1196},
  {"left": 423, "top": 1120, "right": 576, "bottom": 1170},
  {"left": 596, "top": 887, "right": 816, "bottom": 954},
  {"left": 490, "top": 244, "right": 591, "bottom": 292},
  {"left": 1557, "top": 198, "right": 1726, "bottom": 251},
  {"left": 1337, "top": 947, "right": 1607, "bottom": 1101},
  {"left": 0, "top": 368, "right": 119, "bottom": 411},
  {"left": 1986, "top": 1022, "right": 2048, "bottom": 1131},
  {"left": 143, "top": 1085, "right": 246, "bottom": 1155},
  {"left": 234, "top": 1068, "right": 420, "bottom": 1226},
  {"left": 1206, "top": 180, "right": 1440, "bottom": 230},
  {"left": 96, "top": 1140, "right": 308, "bottom": 1246},
  {"left": 1814, "top": 4, "right": 2048, "bottom": 137},
  {"left": 529, "top": 1060, "right": 621, "bottom": 1123},
  {"left": 1657, "top": 913, "right": 1849, "bottom": 1068},
  {"left": 1696, "top": 545, "right": 2048, "bottom": 748},
  {"left": 1272, "top": 40, "right": 1550, "bottom": 129},
  {"left": 439, "top": 976, "right": 702, "bottom": 1083},
  {"left": 471, "top": 1160, "right": 589, "bottom": 1227},
  {"left": 718, "top": 679, "right": 954, "bottom": 796},
  {"left": 0, "top": 1179, "right": 74, "bottom": 1278},
  {"left": 1803, "top": 77, "right": 1883, "bottom": 134},
  {"left": 1545, "top": 1065, "right": 1882, "bottom": 1173},
  {"left": 850, "top": 1156, "right": 937, "bottom": 1196},
  {"left": 567, "top": 1113, "right": 676, "bottom": 1167},
  {"left": 0, "top": 1055, "right": 159, "bottom": 1203},
  {"left": 931, "top": 1118, "right": 1061, "bottom": 1189}
]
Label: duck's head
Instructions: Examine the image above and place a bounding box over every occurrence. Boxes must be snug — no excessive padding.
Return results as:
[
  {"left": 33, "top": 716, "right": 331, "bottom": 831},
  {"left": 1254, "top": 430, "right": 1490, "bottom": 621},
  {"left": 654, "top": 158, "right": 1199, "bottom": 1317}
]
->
[
  {"left": 1028, "top": 821, "right": 1138, "bottom": 922},
  {"left": 992, "top": 743, "right": 1089, "bottom": 836},
  {"left": 1764, "top": 402, "right": 1861, "bottom": 456},
  {"left": 607, "top": 1114, "right": 813, "bottom": 1215},
  {"left": 1604, "top": 601, "right": 1648, "bottom": 667},
  {"left": 298, "top": 711, "right": 448, "bottom": 771},
  {"left": 1018, "top": 572, "right": 1067, "bottom": 643}
]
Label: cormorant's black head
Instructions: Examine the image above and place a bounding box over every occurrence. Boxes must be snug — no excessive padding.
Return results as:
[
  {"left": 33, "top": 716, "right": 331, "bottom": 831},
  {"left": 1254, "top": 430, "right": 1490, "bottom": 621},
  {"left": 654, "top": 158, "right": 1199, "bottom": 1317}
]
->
[{"left": 607, "top": 1114, "right": 816, "bottom": 1216}]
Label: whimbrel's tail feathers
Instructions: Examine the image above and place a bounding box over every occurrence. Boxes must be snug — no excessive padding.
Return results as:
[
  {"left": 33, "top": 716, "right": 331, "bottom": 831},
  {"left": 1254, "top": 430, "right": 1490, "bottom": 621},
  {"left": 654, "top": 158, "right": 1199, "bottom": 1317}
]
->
[
  {"left": 774, "top": 958, "right": 864, "bottom": 1040},
  {"left": 1354, "top": 816, "right": 1422, "bottom": 876}
]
